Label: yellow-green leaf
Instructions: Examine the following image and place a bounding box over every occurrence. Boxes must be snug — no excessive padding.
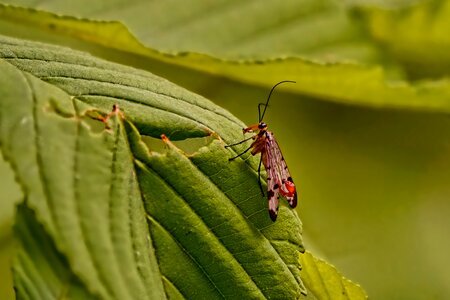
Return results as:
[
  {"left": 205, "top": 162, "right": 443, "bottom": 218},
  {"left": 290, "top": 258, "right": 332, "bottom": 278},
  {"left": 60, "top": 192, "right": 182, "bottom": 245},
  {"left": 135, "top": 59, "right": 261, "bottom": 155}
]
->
[{"left": 0, "top": 2, "right": 449, "bottom": 113}]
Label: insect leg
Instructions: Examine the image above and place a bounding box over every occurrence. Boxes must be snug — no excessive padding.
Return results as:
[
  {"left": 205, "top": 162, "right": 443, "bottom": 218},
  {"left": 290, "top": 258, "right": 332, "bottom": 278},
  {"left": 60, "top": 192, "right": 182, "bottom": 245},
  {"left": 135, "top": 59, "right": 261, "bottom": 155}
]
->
[
  {"left": 228, "top": 145, "right": 253, "bottom": 161},
  {"left": 225, "top": 135, "right": 254, "bottom": 148},
  {"left": 257, "top": 157, "right": 264, "bottom": 196}
]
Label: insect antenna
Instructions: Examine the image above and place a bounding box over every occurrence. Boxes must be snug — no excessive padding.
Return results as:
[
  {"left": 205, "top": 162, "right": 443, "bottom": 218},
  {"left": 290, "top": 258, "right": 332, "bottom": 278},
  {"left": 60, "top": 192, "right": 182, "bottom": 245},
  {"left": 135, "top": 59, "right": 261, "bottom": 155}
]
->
[{"left": 259, "top": 80, "right": 296, "bottom": 122}]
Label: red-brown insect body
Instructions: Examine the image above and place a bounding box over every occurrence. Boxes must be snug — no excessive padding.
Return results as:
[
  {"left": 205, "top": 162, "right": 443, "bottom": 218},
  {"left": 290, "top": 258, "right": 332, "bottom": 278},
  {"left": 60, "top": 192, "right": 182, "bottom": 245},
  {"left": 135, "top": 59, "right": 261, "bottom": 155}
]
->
[
  {"left": 245, "top": 122, "right": 298, "bottom": 221},
  {"left": 243, "top": 123, "right": 266, "bottom": 155},
  {"left": 226, "top": 80, "right": 297, "bottom": 221}
]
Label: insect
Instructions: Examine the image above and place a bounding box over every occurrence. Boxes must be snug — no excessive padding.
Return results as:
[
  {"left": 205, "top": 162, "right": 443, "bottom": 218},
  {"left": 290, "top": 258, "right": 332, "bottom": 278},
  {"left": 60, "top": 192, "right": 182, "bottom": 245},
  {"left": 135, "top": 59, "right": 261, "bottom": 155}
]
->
[{"left": 225, "top": 81, "right": 297, "bottom": 221}]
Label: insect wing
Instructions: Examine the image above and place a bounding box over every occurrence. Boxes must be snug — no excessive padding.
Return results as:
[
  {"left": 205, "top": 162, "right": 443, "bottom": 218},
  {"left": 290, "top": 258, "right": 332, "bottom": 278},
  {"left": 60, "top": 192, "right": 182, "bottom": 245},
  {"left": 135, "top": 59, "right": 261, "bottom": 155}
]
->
[
  {"left": 262, "top": 149, "right": 280, "bottom": 221},
  {"left": 263, "top": 132, "right": 297, "bottom": 216}
]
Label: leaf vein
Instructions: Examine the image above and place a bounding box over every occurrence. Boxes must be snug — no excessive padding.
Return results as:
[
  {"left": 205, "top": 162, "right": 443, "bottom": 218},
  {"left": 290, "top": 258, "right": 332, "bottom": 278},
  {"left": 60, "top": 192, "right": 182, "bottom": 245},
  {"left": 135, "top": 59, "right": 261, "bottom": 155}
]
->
[
  {"left": 161, "top": 275, "right": 187, "bottom": 300},
  {"left": 146, "top": 214, "right": 227, "bottom": 299},
  {"left": 74, "top": 94, "right": 213, "bottom": 134},
  {"left": 139, "top": 157, "right": 293, "bottom": 298},
  {"left": 1, "top": 53, "right": 242, "bottom": 126}
]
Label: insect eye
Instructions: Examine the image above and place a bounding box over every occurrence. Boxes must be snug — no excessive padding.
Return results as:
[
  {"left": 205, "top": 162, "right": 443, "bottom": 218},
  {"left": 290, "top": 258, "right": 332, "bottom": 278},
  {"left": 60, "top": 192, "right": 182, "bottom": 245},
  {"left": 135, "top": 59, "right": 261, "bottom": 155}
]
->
[{"left": 258, "top": 122, "right": 267, "bottom": 129}]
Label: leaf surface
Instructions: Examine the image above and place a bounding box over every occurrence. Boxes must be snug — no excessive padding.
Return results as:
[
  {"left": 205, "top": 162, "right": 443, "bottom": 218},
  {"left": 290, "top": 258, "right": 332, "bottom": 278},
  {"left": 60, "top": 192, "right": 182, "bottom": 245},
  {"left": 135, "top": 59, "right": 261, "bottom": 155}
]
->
[
  {"left": 0, "top": 0, "right": 379, "bottom": 62},
  {"left": 356, "top": 0, "right": 450, "bottom": 79},
  {"left": 300, "top": 252, "right": 367, "bottom": 300},
  {"left": 0, "top": 2, "right": 450, "bottom": 113},
  {"left": 0, "top": 35, "right": 318, "bottom": 299},
  {"left": 0, "top": 57, "right": 166, "bottom": 299}
]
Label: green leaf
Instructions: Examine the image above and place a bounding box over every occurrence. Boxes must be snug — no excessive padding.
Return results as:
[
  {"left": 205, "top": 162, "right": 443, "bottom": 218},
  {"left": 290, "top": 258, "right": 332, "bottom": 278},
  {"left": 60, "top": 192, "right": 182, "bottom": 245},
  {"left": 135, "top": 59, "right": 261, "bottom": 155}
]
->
[
  {"left": 355, "top": 0, "right": 450, "bottom": 79},
  {"left": 0, "top": 0, "right": 380, "bottom": 62},
  {"left": 130, "top": 128, "right": 305, "bottom": 299},
  {"left": 14, "top": 204, "right": 98, "bottom": 299},
  {"left": 0, "top": 35, "right": 318, "bottom": 299},
  {"left": 300, "top": 251, "right": 367, "bottom": 300},
  {"left": 0, "top": 57, "right": 167, "bottom": 299},
  {"left": 0, "top": 152, "right": 21, "bottom": 300},
  {"left": 1, "top": 3, "right": 450, "bottom": 113}
]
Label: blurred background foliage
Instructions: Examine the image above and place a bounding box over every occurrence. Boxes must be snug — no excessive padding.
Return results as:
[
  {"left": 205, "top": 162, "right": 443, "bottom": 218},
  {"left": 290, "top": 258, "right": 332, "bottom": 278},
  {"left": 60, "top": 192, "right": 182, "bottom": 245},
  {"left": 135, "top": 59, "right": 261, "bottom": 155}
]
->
[{"left": 1, "top": 0, "right": 450, "bottom": 299}]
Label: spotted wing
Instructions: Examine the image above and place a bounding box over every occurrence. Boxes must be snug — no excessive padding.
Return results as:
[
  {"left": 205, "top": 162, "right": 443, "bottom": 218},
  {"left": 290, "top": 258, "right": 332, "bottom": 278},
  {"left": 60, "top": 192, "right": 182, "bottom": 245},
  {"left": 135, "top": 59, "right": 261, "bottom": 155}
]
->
[
  {"left": 262, "top": 131, "right": 297, "bottom": 221},
  {"left": 271, "top": 136, "right": 297, "bottom": 208},
  {"left": 261, "top": 148, "right": 280, "bottom": 222}
]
